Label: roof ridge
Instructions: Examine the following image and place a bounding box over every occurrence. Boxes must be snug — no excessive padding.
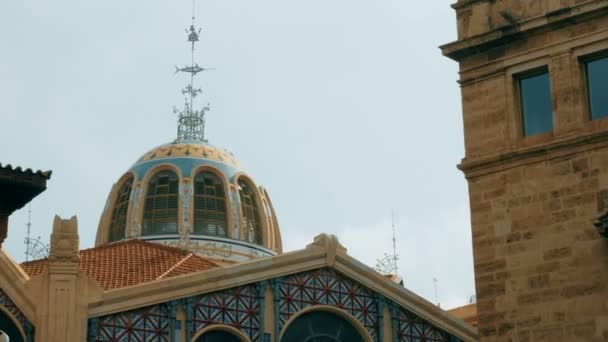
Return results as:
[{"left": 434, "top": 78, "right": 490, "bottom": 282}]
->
[{"left": 156, "top": 252, "right": 195, "bottom": 280}]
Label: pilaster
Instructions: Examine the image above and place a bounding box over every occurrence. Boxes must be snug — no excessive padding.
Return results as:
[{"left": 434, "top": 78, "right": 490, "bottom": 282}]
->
[{"left": 32, "top": 216, "right": 103, "bottom": 342}]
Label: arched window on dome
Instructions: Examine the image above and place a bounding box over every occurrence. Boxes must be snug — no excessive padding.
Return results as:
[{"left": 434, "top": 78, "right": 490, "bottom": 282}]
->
[
  {"left": 108, "top": 177, "right": 133, "bottom": 242},
  {"left": 238, "top": 179, "right": 262, "bottom": 244},
  {"left": 281, "top": 310, "right": 366, "bottom": 342},
  {"left": 193, "top": 172, "right": 227, "bottom": 237},
  {"left": 142, "top": 170, "right": 179, "bottom": 236}
]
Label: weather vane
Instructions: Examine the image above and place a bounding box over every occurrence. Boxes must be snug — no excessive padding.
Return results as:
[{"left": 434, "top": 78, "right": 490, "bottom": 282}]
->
[{"left": 174, "top": 0, "right": 212, "bottom": 142}]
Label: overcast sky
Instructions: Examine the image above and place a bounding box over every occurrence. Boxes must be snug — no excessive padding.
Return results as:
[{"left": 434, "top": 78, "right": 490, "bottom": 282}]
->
[{"left": 1, "top": 1, "right": 474, "bottom": 309}]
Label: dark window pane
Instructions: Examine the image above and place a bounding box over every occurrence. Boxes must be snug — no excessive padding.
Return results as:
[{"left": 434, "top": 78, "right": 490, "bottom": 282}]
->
[
  {"left": 195, "top": 330, "right": 241, "bottom": 342},
  {"left": 520, "top": 71, "right": 553, "bottom": 136},
  {"left": 280, "top": 310, "right": 365, "bottom": 342},
  {"left": 587, "top": 57, "right": 608, "bottom": 120}
]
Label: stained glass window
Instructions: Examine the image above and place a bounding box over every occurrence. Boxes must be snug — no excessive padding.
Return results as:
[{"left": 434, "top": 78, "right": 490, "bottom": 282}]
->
[
  {"left": 142, "top": 170, "right": 179, "bottom": 236},
  {"left": 194, "top": 172, "right": 227, "bottom": 237}
]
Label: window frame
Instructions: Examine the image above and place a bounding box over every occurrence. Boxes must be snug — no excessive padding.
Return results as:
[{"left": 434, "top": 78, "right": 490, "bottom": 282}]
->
[
  {"left": 581, "top": 51, "right": 608, "bottom": 121},
  {"left": 141, "top": 169, "right": 180, "bottom": 236},
  {"left": 193, "top": 171, "right": 228, "bottom": 238},
  {"left": 514, "top": 66, "right": 554, "bottom": 137},
  {"left": 108, "top": 176, "right": 134, "bottom": 242}
]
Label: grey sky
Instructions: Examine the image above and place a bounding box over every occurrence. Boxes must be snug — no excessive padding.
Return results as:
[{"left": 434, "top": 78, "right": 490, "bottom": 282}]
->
[{"left": 1, "top": 1, "right": 474, "bottom": 309}]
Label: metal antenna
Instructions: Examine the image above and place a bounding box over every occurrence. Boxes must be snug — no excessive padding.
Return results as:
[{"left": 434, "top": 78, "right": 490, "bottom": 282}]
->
[
  {"left": 174, "top": 0, "right": 211, "bottom": 143},
  {"left": 391, "top": 210, "right": 398, "bottom": 274},
  {"left": 23, "top": 204, "right": 49, "bottom": 261},
  {"left": 433, "top": 277, "right": 439, "bottom": 306},
  {"left": 25, "top": 204, "right": 32, "bottom": 262},
  {"left": 375, "top": 210, "right": 400, "bottom": 277}
]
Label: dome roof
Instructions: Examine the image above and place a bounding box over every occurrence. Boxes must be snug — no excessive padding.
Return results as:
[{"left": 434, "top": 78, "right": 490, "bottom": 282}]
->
[
  {"left": 96, "top": 141, "right": 282, "bottom": 264},
  {"left": 130, "top": 142, "right": 243, "bottom": 182}
]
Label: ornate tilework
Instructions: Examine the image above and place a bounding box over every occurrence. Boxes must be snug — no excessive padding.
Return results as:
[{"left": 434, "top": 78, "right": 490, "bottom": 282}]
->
[
  {"left": 92, "top": 304, "right": 171, "bottom": 341},
  {"left": 0, "top": 287, "right": 28, "bottom": 328},
  {"left": 395, "top": 307, "right": 449, "bottom": 342},
  {"left": 190, "top": 285, "right": 261, "bottom": 341},
  {"left": 277, "top": 268, "right": 379, "bottom": 341}
]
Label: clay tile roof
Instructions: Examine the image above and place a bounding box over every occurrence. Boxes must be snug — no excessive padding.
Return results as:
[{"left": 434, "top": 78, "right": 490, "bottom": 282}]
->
[{"left": 20, "top": 239, "right": 219, "bottom": 290}]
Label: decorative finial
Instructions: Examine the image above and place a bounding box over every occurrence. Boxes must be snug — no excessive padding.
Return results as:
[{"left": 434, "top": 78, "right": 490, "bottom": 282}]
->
[{"left": 174, "top": 0, "right": 212, "bottom": 143}]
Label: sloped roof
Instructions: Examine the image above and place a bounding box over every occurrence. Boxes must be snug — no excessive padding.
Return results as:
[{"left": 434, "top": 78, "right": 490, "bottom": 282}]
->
[
  {"left": 20, "top": 239, "right": 219, "bottom": 290},
  {"left": 447, "top": 303, "right": 478, "bottom": 328}
]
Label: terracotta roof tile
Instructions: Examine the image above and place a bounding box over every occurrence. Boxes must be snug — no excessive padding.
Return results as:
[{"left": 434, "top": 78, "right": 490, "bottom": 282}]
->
[{"left": 20, "top": 239, "right": 219, "bottom": 290}]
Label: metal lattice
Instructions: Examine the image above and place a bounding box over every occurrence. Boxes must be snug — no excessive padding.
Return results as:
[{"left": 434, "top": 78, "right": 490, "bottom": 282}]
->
[
  {"left": 142, "top": 171, "right": 179, "bottom": 236},
  {"left": 278, "top": 268, "right": 379, "bottom": 341},
  {"left": 238, "top": 180, "right": 262, "bottom": 244},
  {"left": 193, "top": 172, "right": 227, "bottom": 237},
  {"left": 190, "top": 285, "right": 261, "bottom": 341},
  {"left": 93, "top": 304, "right": 171, "bottom": 341},
  {"left": 109, "top": 177, "right": 133, "bottom": 242},
  {"left": 395, "top": 307, "right": 449, "bottom": 342}
]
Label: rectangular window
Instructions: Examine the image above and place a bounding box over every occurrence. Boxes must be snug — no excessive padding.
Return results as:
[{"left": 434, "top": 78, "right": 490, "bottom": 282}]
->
[
  {"left": 585, "top": 56, "right": 608, "bottom": 120},
  {"left": 519, "top": 69, "right": 553, "bottom": 136}
]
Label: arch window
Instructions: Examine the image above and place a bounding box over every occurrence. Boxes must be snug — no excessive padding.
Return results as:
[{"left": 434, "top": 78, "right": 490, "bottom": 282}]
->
[
  {"left": 281, "top": 310, "right": 365, "bottom": 342},
  {"left": 142, "top": 170, "right": 179, "bottom": 236},
  {"left": 238, "top": 180, "right": 262, "bottom": 244},
  {"left": 194, "top": 172, "right": 227, "bottom": 237},
  {"left": 194, "top": 330, "right": 242, "bottom": 342},
  {"left": 0, "top": 311, "right": 22, "bottom": 342},
  {"left": 108, "top": 177, "right": 133, "bottom": 242}
]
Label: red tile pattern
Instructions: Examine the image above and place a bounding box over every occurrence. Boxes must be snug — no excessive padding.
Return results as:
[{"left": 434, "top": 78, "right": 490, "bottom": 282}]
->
[{"left": 20, "top": 239, "right": 219, "bottom": 290}]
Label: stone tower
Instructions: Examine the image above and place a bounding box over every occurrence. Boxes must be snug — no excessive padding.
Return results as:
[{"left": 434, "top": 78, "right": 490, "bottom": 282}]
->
[{"left": 441, "top": 1, "right": 608, "bottom": 341}]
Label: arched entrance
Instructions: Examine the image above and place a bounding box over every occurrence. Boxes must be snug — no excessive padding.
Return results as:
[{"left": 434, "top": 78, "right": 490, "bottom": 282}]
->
[
  {"left": 193, "top": 326, "right": 247, "bottom": 342},
  {"left": 281, "top": 310, "right": 367, "bottom": 342},
  {"left": 0, "top": 310, "right": 23, "bottom": 342}
]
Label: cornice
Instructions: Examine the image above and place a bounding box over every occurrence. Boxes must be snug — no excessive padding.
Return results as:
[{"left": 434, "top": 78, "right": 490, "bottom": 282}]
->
[
  {"left": 440, "top": 0, "right": 608, "bottom": 61},
  {"left": 458, "top": 129, "right": 608, "bottom": 179}
]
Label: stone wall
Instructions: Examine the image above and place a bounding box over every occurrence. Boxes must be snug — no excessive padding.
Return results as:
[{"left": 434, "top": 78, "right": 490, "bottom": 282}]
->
[
  {"left": 453, "top": 0, "right": 596, "bottom": 40},
  {"left": 468, "top": 149, "right": 608, "bottom": 341},
  {"left": 442, "top": 0, "right": 608, "bottom": 341}
]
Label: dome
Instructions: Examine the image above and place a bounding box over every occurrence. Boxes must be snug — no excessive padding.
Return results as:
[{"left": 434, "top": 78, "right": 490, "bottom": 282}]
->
[{"left": 95, "top": 141, "right": 282, "bottom": 263}]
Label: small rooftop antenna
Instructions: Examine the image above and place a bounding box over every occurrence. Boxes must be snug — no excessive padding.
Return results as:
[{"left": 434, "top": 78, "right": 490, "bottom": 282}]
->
[
  {"left": 174, "top": 0, "right": 212, "bottom": 143},
  {"left": 433, "top": 277, "right": 439, "bottom": 307},
  {"left": 375, "top": 210, "right": 400, "bottom": 277},
  {"left": 23, "top": 204, "right": 49, "bottom": 261},
  {"left": 25, "top": 204, "right": 32, "bottom": 261}
]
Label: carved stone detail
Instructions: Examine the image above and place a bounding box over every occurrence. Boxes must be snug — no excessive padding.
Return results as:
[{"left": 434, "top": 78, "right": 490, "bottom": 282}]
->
[{"left": 49, "top": 215, "right": 80, "bottom": 263}]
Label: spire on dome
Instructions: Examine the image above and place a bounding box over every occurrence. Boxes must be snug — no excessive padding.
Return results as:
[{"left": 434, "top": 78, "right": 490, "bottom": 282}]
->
[{"left": 174, "top": 0, "right": 212, "bottom": 143}]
